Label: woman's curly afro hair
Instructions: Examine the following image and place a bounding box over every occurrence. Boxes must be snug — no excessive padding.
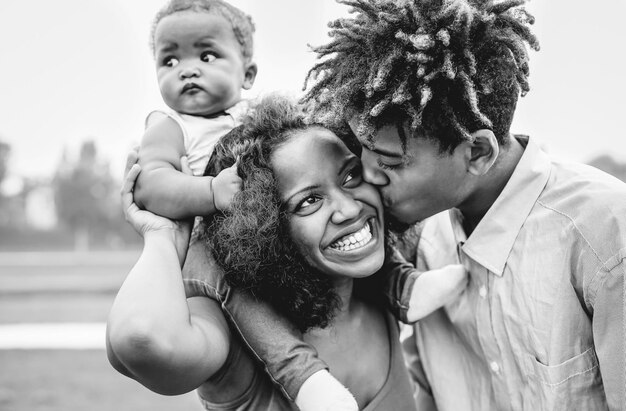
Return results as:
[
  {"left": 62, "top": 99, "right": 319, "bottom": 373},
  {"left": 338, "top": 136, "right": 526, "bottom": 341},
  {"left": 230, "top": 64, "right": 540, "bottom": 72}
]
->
[{"left": 201, "top": 96, "right": 344, "bottom": 332}]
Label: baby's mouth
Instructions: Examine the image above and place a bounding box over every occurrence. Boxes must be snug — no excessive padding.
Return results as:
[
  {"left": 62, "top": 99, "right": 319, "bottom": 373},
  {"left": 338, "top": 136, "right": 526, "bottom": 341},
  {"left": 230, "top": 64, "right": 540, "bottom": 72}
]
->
[
  {"left": 182, "top": 83, "right": 202, "bottom": 93},
  {"left": 328, "top": 219, "right": 374, "bottom": 251}
]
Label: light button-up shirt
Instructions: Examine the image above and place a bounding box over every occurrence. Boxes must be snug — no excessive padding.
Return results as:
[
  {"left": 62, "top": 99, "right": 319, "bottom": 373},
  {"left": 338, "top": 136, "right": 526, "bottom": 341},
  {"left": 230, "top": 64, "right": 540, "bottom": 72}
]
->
[{"left": 403, "top": 136, "right": 626, "bottom": 411}]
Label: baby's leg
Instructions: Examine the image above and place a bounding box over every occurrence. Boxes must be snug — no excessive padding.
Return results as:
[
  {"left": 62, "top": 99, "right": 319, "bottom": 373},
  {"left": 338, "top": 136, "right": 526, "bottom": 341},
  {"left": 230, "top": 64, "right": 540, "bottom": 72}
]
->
[{"left": 223, "top": 289, "right": 357, "bottom": 410}]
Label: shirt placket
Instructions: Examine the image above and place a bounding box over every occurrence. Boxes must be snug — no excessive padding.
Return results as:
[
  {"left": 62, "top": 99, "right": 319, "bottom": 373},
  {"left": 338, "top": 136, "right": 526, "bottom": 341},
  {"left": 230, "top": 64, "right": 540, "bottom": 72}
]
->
[{"left": 461, "top": 247, "right": 510, "bottom": 410}]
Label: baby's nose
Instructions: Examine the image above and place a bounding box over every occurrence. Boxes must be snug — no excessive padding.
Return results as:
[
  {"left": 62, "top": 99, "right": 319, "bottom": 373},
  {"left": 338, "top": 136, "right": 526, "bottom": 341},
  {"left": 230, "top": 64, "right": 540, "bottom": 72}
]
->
[{"left": 179, "top": 65, "right": 200, "bottom": 79}]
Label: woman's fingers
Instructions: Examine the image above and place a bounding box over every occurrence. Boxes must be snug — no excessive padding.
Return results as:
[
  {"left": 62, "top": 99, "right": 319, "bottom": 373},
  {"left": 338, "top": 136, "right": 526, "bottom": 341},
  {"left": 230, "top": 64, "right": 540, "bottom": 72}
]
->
[
  {"left": 121, "top": 164, "right": 141, "bottom": 197},
  {"left": 124, "top": 146, "right": 140, "bottom": 177},
  {"left": 121, "top": 164, "right": 141, "bottom": 218}
]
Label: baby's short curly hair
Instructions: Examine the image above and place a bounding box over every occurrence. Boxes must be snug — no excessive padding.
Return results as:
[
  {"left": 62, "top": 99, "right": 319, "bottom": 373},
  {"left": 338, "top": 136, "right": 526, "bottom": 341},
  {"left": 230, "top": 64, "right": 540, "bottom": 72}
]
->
[
  {"left": 303, "top": 0, "right": 539, "bottom": 153},
  {"left": 202, "top": 96, "right": 342, "bottom": 332},
  {"left": 150, "top": 0, "right": 255, "bottom": 61}
]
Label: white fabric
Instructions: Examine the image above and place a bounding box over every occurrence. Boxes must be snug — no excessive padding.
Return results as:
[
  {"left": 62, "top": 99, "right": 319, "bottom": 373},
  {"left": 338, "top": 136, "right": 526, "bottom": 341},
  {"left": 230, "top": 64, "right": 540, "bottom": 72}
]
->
[{"left": 146, "top": 100, "right": 250, "bottom": 176}]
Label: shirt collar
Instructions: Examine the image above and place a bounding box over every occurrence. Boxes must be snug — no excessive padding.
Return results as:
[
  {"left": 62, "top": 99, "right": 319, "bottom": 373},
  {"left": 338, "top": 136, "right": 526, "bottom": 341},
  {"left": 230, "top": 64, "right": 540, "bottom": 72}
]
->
[{"left": 450, "top": 135, "right": 552, "bottom": 276}]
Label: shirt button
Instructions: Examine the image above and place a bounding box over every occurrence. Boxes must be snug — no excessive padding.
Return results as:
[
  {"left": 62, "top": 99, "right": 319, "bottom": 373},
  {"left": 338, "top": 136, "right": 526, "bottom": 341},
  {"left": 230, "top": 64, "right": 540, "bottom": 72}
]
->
[
  {"left": 478, "top": 286, "right": 487, "bottom": 298},
  {"left": 490, "top": 361, "right": 500, "bottom": 374}
]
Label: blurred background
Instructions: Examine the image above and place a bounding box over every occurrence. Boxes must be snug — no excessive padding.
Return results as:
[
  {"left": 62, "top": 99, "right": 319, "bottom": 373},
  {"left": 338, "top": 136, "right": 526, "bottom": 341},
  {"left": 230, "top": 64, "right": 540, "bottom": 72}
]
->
[{"left": 0, "top": 0, "right": 624, "bottom": 410}]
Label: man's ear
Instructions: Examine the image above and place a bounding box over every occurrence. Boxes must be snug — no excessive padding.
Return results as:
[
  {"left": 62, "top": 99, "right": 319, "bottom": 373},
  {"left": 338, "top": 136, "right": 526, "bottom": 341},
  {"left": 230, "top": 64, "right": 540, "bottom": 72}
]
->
[
  {"left": 465, "top": 129, "right": 499, "bottom": 176},
  {"left": 242, "top": 62, "right": 258, "bottom": 90}
]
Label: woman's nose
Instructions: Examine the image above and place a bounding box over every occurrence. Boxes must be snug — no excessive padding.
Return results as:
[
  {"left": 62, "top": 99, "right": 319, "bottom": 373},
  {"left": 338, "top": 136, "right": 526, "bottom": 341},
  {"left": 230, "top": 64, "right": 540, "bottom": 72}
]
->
[{"left": 331, "top": 191, "right": 363, "bottom": 224}]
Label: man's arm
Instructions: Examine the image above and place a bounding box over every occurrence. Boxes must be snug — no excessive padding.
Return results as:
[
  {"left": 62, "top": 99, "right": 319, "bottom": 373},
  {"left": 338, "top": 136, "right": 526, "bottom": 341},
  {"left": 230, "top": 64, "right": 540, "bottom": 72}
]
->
[
  {"left": 134, "top": 117, "right": 218, "bottom": 219},
  {"left": 592, "top": 258, "right": 626, "bottom": 410}
]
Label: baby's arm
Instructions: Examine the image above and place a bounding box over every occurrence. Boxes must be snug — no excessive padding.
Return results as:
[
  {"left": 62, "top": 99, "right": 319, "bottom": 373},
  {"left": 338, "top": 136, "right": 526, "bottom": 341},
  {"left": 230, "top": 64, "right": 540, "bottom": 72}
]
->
[
  {"left": 184, "top": 242, "right": 358, "bottom": 411},
  {"left": 384, "top": 248, "right": 467, "bottom": 323},
  {"left": 134, "top": 117, "right": 239, "bottom": 219}
]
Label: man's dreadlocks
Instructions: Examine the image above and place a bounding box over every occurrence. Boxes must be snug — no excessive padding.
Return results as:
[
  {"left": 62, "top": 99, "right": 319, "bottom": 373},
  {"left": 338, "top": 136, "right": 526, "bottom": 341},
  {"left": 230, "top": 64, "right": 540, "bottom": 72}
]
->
[{"left": 303, "top": 0, "right": 539, "bottom": 153}]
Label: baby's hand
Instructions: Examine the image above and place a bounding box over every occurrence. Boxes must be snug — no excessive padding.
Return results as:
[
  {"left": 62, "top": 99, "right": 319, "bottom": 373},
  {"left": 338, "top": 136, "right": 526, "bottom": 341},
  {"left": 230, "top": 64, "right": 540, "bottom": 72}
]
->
[
  {"left": 211, "top": 161, "right": 242, "bottom": 212},
  {"left": 295, "top": 370, "right": 358, "bottom": 411},
  {"left": 406, "top": 264, "right": 468, "bottom": 322}
]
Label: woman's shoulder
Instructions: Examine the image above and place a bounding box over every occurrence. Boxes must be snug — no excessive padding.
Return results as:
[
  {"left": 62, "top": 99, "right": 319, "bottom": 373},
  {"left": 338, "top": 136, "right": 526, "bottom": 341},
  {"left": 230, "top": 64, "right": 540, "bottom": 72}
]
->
[
  {"left": 196, "top": 331, "right": 296, "bottom": 410},
  {"left": 182, "top": 241, "right": 228, "bottom": 300}
]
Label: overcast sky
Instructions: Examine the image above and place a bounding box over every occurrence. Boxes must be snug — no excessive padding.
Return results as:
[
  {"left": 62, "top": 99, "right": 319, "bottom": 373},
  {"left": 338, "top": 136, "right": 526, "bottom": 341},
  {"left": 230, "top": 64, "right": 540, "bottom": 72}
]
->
[{"left": 0, "top": 0, "right": 625, "bottom": 181}]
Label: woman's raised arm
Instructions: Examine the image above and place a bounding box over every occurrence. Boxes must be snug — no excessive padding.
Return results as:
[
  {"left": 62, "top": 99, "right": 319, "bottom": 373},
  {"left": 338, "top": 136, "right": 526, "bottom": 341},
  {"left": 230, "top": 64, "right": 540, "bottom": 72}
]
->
[{"left": 106, "top": 152, "right": 231, "bottom": 395}]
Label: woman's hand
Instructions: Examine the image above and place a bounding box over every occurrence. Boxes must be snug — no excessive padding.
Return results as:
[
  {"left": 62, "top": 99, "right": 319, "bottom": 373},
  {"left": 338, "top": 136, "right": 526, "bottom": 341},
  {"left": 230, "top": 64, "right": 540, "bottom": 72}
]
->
[{"left": 121, "top": 148, "right": 193, "bottom": 264}]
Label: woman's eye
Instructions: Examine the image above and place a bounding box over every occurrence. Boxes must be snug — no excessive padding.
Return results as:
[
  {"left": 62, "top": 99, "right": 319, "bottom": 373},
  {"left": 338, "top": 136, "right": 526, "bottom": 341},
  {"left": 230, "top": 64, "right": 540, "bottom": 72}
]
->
[
  {"left": 201, "top": 52, "right": 217, "bottom": 63},
  {"left": 344, "top": 164, "right": 363, "bottom": 186},
  {"left": 163, "top": 56, "right": 179, "bottom": 67},
  {"left": 297, "top": 196, "right": 320, "bottom": 210}
]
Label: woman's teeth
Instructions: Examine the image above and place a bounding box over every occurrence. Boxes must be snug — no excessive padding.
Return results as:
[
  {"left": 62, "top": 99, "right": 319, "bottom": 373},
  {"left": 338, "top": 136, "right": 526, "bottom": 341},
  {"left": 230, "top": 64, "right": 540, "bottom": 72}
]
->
[{"left": 329, "top": 221, "right": 373, "bottom": 251}]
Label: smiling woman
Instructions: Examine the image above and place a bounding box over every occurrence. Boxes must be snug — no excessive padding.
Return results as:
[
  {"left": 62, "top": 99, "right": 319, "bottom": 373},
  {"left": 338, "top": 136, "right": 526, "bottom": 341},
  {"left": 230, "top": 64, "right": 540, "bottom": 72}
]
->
[
  {"left": 205, "top": 100, "right": 387, "bottom": 332},
  {"left": 107, "top": 95, "right": 455, "bottom": 410}
]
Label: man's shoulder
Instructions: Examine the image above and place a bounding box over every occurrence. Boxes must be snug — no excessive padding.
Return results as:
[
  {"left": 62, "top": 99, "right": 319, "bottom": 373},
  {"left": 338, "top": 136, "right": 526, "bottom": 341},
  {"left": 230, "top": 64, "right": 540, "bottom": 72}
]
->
[
  {"left": 540, "top": 159, "right": 626, "bottom": 215},
  {"left": 536, "top": 160, "right": 626, "bottom": 259}
]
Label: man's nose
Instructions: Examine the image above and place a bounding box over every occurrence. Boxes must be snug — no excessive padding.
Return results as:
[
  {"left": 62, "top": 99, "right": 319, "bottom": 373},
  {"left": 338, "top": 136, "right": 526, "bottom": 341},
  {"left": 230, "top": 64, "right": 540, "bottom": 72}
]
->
[{"left": 361, "top": 151, "right": 390, "bottom": 186}]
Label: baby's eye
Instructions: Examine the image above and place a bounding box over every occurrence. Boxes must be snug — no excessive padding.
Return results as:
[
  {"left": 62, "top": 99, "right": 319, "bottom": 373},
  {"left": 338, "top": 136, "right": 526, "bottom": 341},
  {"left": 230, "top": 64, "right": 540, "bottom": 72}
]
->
[
  {"left": 201, "top": 52, "right": 217, "bottom": 63},
  {"left": 163, "top": 56, "right": 179, "bottom": 67}
]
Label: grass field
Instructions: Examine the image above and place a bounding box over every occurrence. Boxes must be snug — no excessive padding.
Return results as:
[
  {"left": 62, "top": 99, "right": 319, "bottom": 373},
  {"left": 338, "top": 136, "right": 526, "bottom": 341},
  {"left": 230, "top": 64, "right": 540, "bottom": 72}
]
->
[{"left": 0, "top": 251, "right": 204, "bottom": 411}]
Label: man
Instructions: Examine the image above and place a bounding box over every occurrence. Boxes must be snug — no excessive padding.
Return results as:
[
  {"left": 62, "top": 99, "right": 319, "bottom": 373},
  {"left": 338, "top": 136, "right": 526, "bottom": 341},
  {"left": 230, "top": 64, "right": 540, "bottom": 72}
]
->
[{"left": 304, "top": 0, "right": 626, "bottom": 409}]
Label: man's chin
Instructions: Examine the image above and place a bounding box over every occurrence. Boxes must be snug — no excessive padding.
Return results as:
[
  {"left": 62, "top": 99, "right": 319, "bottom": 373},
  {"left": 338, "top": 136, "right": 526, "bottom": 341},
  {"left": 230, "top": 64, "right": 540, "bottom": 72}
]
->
[{"left": 384, "top": 211, "right": 413, "bottom": 236}]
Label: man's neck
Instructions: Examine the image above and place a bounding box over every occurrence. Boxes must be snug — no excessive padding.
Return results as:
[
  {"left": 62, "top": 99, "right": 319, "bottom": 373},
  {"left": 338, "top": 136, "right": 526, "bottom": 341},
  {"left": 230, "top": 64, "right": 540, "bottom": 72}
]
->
[{"left": 460, "top": 135, "right": 526, "bottom": 236}]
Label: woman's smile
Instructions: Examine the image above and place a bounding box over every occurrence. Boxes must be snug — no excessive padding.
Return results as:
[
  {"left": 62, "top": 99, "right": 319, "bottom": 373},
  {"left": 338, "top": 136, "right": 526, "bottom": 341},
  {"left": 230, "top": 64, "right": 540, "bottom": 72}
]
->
[{"left": 326, "top": 217, "right": 377, "bottom": 255}]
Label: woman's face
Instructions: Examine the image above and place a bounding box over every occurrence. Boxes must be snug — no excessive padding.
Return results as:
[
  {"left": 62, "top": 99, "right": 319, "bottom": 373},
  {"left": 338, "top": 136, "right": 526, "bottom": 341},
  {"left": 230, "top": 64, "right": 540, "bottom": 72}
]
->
[{"left": 272, "top": 127, "right": 385, "bottom": 279}]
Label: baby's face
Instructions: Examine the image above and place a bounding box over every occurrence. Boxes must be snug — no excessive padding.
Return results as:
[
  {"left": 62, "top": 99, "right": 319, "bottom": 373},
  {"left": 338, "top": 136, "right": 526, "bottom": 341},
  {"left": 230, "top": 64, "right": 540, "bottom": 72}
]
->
[{"left": 153, "top": 11, "right": 254, "bottom": 116}]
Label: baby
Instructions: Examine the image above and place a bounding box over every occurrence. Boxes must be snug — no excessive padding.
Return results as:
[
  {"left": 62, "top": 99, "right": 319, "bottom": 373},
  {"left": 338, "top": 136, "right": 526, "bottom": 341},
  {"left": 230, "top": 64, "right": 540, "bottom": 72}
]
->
[{"left": 134, "top": 0, "right": 257, "bottom": 218}]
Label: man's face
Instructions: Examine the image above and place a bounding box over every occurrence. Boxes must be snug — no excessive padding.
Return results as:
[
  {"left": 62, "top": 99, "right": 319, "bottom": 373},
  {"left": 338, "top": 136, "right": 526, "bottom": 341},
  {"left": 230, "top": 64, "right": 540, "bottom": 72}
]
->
[{"left": 348, "top": 120, "right": 470, "bottom": 228}]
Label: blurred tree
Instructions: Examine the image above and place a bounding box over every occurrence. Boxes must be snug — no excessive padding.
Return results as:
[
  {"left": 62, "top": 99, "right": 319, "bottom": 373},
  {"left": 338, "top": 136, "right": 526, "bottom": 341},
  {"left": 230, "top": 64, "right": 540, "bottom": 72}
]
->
[
  {"left": 0, "top": 140, "right": 12, "bottom": 227},
  {"left": 53, "top": 139, "right": 119, "bottom": 250},
  {"left": 0, "top": 140, "right": 9, "bottom": 185},
  {"left": 588, "top": 154, "right": 626, "bottom": 183}
]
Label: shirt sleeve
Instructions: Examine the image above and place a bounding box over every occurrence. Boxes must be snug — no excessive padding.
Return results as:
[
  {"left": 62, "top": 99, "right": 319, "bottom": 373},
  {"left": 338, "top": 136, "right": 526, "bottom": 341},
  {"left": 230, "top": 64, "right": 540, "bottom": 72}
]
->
[
  {"left": 591, "top": 254, "right": 626, "bottom": 411},
  {"left": 181, "top": 241, "right": 227, "bottom": 301}
]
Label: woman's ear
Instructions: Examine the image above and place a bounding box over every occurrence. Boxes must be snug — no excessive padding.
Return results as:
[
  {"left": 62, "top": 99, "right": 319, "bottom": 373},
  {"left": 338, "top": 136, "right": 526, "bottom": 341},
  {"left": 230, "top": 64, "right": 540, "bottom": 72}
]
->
[{"left": 466, "top": 129, "right": 499, "bottom": 176}]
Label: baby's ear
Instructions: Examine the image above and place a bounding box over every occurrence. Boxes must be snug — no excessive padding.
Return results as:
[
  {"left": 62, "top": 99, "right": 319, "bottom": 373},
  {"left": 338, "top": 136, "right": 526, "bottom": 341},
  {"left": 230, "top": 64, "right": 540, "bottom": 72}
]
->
[{"left": 242, "top": 62, "right": 258, "bottom": 90}]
